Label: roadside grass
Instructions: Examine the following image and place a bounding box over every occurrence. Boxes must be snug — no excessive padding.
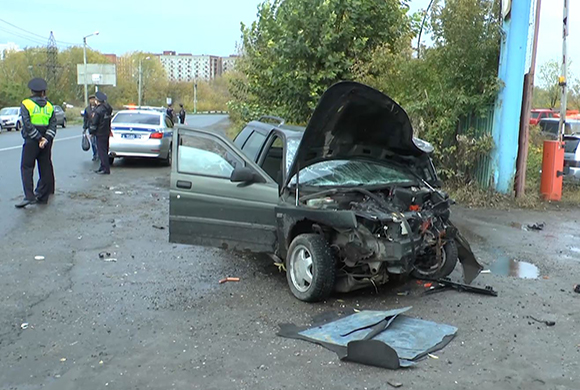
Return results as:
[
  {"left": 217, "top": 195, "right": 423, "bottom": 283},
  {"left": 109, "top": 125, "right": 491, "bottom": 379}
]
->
[{"left": 65, "top": 106, "right": 83, "bottom": 125}]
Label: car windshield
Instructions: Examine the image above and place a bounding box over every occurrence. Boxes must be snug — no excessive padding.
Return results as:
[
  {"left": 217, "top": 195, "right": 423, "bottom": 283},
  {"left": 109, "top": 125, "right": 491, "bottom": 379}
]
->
[
  {"left": 0, "top": 108, "right": 18, "bottom": 115},
  {"left": 289, "top": 160, "right": 416, "bottom": 187},
  {"left": 113, "top": 112, "right": 161, "bottom": 125}
]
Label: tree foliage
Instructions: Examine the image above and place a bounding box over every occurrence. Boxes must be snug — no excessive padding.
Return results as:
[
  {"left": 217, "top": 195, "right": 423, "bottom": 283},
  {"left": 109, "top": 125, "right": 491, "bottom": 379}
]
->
[{"left": 230, "top": 0, "right": 412, "bottom": 124}]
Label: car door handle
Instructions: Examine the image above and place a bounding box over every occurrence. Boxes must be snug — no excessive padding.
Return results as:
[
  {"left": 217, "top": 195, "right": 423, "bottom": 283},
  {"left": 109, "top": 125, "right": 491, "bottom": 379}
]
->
[{"left": 176, "top": 180, "right": 192, "bottom": 189}]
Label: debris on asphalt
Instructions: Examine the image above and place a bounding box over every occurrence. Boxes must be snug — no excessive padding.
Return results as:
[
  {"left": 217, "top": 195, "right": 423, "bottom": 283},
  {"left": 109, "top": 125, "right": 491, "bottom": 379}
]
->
[
  {"left": 219, "top": 277, "right": 240, "bottom": 284},
  {"left": 114, "top": 191, "right": 124, "bottom": 195},
  {"left": 152, "top": 225, "right": 165, "bottom": 230},
  {"left": 422, "top": 278, "right": 498, "bottom": 297},
  {"left": 574, "top": 284, "right": 580, "bottom": 293},
  {"left": 480, "top": 269, "right": 491, "bottom": 274},
  {"left": 98, "top": 252, "right": 118, "bottom": 262},
  {"left": 527, "top": 316, "right": 555, "bottom": 327},
  {"left": 387, "top": 381, "right": 403, "bottom": 388},
  {"left": 60, "top": 358, "right": 67, "bottom": 362},
  {"left": 428, "top": 353, "right": 439, "bottom": 359},
  {"left": 21, "top": 323, "right": 29, "bottom": 330},
  {"left": 396, "top": 291, "right": 410, "bottom": 296},
  {"left": 278, "top": 307, "right": 457, "bottom": 369},
  {"left": 274, "top": 262, "right": 286, "bottom": 272},
  {"left": 34, "top": 255, "right": 45, "bottom": 261},
  {"left": 526, "top": 222, "right": 545, "bottom": 231}
]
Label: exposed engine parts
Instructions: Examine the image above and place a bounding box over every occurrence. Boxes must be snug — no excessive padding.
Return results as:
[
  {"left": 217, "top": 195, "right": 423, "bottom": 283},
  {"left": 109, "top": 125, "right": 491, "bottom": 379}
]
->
[{"left": 301, "top": 185, "right": 458, "bottom": 293}]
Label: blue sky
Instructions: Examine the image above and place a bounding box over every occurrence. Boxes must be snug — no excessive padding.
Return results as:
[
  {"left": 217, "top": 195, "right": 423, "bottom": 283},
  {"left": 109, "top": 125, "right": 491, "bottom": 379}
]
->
[{"left": 1, "top": 0, "right": 578, "bottom": 79}]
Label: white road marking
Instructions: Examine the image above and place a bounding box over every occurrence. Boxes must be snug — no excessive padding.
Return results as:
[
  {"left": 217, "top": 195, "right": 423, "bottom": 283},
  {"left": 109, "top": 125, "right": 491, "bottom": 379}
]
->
[{"left": 0, "top": 134, "right": 81, "bottom": 152}]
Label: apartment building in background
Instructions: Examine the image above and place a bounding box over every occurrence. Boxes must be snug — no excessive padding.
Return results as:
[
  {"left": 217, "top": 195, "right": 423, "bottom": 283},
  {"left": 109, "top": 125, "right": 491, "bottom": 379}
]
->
[
  {"left": 158, "top": 52, "right": 237, "bottom": 82},
  {"left": 0, "top": 42, "right": 22, "bottom": 60}
]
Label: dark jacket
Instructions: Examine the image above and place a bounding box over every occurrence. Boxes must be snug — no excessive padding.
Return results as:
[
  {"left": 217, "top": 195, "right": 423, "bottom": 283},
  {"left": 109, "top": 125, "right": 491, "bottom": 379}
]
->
[
  {"left": 83, "top": 104, "right": 96, "bottom": 131},
  {"left": 89, "top": 102, "right": 113, "bottom": 136},
  {"left": 20, "top": 96, "right": 57, "bottom": 142},
  {"left": 179, "top": 108, "right": 186, "bottom": 121}
]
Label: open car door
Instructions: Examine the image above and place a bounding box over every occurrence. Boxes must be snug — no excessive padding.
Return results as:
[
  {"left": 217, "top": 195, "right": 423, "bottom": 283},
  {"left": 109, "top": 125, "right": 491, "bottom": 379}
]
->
[{"left": 169, "top": 127, "right": 279, "bottom": 252}]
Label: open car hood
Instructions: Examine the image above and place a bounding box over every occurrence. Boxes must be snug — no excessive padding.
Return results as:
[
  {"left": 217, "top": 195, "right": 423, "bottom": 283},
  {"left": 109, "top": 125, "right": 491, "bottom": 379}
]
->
[{"left": 285, "top": 82, "right": 430, "bottom": 188}]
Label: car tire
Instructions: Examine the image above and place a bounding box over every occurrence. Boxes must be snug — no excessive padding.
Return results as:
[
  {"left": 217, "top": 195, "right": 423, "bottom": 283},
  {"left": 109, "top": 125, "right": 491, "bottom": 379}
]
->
[
  {"left": 16, "top": 122, "right": 22, "bottom": 131},
  {"left": 286, "top": 233, "right": 335, "bottom": 302},
  {"left": 411, "top": 240, "right": 458, "bottom": 280},
  {"left": 62, "top": 118, "right": 67, "bottom": 128},
  {"left": 109, "top": 157, "right": 115, "bottom": 166},
  {"left": 162, "top": 143, "right": 172, "bottom": 166}
]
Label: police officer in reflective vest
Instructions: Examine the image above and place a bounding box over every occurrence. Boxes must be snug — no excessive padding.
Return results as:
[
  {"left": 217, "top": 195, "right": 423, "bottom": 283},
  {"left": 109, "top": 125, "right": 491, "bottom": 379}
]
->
[{"left": 15, "top": 78, "right": 57, "bottom": 208}]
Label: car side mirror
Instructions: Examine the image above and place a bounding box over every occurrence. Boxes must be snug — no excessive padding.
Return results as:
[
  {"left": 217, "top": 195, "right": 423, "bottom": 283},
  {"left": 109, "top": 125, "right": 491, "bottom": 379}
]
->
[{"left": 230, "top": 166, "right": 265, "bottom": 184}]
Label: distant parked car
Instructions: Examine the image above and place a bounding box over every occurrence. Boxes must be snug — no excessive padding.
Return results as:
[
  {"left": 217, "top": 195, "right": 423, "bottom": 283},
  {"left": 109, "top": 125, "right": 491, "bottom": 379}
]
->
[
  {"left": 538, "top": 118, "right": 580, "bottom": 139},
  {"left": 53, "top": 105, "right": 67, "bottom": 128},
  {"left": 530, "top": 109, "right": 557, "bottom": 125},
  {"left": 108, "top": 109, "right": 174, "bottom": 166},
  {"left": 0, "top": 107, "right": 23, "bottom": 132},
  {"left": 564, "top": 134, "right": 580, "bottom": 180}
]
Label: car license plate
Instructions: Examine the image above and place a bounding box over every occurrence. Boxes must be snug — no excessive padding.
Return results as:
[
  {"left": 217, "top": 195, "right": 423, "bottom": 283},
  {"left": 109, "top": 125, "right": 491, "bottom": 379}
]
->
[{"left": 122, "top": 134, "right": 142, "bottom": 139}]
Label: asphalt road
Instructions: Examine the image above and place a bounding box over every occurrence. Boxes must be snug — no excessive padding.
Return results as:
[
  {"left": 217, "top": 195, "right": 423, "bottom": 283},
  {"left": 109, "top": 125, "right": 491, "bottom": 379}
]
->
[{"left": 1, "top": 115, "right": 580, "bottom": 389}]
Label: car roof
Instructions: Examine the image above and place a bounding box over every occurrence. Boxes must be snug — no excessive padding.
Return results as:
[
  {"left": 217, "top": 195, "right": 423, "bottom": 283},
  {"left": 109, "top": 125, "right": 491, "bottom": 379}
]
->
[
  {"left": 247, "top": 119, "right": 305, "bottom": 139},
  {"left": 114, "top": 109, "right": 163, "bottom": 115}
]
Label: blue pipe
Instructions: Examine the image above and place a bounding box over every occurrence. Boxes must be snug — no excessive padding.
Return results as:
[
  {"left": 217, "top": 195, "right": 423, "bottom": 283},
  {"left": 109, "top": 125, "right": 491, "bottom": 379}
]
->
[{"left": 492, "top": 0, "right": 533, "bottom": 193}]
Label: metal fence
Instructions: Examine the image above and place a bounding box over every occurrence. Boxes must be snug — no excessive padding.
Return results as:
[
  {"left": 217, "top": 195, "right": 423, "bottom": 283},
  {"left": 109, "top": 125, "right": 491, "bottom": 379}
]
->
[{"left": 457, "top": 105, "right": 495, "bottom": 189}]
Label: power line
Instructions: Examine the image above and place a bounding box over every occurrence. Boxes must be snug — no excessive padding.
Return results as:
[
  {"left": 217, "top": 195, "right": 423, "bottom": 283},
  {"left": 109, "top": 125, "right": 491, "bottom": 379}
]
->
[
  {"left": 0, "top": 26, "right": 47, "bottom": 46},
  {"left": 0, "top": 18, "right": 77, "bottom": 46}
]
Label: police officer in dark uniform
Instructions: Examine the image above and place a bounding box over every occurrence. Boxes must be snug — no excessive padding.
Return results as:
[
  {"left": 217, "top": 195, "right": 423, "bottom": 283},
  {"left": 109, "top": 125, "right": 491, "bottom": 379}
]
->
[
  {"left": 90, "top": 91, "right": 113, "bottom": 174},
  {"left": 15, "top": 77, "right": 57, "bottom": 208}
]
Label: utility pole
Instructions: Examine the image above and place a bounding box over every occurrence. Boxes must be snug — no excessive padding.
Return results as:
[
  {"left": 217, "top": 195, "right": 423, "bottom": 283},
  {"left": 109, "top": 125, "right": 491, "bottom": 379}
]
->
[
  {"left": 193, "top": 80, "right": 197, "bottom": 114},
  {"left": 558, "top": 0, "right": 569, "bottom": 141},
  {"left": 82, "top": 31, "right": 99, "bottom": 108},
  {"left": 515, "top": 0, "right": 542, "bottom": 197},
  {"left": 138, "top": 59, "right": 143, "bottom": 107}
]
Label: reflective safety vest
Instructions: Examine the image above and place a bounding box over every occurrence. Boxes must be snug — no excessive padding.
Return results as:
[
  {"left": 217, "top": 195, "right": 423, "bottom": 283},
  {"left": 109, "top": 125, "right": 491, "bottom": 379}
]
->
[{"left": 22, "top": 99, "right": 54, "bottom": 126}]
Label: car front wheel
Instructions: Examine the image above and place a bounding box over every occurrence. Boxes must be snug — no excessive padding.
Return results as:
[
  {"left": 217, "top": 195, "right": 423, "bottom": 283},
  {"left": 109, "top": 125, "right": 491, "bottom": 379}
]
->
[
  {"left": 411, "top": 240, "right": 458, "bottom": 280},
  {"left": 286, "top": 233, "right": 335, "bottom": 302},
  {"left": 62, "top": 118, "right": 66, "bottom": 128}
]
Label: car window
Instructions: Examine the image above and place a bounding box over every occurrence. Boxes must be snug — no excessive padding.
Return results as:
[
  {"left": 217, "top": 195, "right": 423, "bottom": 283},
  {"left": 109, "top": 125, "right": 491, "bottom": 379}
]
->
[
  {"left": 177, "top": 133, "right": 243, "bottom": 178},
  {"left": 113, "top": 112, "right": 161, "bottom": 125},
  {"left": 54, "top": 106, "right": 62, "bottom": 112},
  {"left": 241, "top": 131, "right": 267, "bottom": 161},
  {"left": 564, "top": 138, "right": 580, "bottom": 153},
  {"left": 0, "top": 108, "right": 19, "bottom": 115},
  {"left": 531, "top": 112, "right": 540, "bottom": 119}
]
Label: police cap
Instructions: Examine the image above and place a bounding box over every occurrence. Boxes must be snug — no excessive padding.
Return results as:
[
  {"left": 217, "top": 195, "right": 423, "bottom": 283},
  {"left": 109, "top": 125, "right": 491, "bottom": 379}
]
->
[
  {"left": 88, "top": 94, "right": 96, "bottom": 99},
  {"left": 95, "top": 91, "right": 107, "bottom": 102},
  {"left": 28, "top": 77, "right": 47, "bottom": 92}
]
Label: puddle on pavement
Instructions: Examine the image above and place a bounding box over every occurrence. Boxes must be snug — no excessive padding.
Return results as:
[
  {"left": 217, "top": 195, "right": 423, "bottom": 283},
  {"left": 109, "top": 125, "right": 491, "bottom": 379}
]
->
[{"left": 489, "top": 257, "right": 539, "bottom": 279}]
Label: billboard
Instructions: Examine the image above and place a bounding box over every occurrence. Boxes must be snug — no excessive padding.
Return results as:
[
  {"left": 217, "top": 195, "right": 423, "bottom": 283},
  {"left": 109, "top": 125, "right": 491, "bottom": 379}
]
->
[{"left": 77, "top": 64, "right": 117, "bottom": 86}]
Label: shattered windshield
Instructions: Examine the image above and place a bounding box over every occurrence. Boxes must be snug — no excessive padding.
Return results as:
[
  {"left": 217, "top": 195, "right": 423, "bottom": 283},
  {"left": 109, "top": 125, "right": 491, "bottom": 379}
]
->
[
  {"left": 289, "top": 160, "right": 416, "bottom": 187},
  {"left": 286, "top": 138, "right": 301, "bottom": 172}
]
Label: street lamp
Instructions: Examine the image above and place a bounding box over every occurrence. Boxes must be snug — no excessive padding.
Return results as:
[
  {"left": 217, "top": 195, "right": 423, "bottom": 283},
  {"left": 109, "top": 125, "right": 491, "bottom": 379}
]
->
[
  {"left": 138, "top": 56, "right": 151, "bottom": 107},
  {"left": 83, "top": 31, "right": 99, "bottom": 107}
]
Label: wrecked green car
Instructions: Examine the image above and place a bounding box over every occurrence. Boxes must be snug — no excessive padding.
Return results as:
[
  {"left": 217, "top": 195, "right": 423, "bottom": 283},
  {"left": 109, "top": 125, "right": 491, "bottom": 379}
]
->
[{"left": 169, "top": 81, "right": 482, "bottom": 302}]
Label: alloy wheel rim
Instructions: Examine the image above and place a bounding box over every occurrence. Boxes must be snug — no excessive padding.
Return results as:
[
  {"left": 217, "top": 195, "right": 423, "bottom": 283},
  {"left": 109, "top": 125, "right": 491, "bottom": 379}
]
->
[{"left": 289, "top": 244, "right": 313, "bottom": 293}]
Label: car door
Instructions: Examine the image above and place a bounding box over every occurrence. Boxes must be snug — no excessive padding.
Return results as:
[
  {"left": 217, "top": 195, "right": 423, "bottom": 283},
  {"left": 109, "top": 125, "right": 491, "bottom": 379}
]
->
[{"left": 169, "top": 127, "right": 279, "bottom": 252}]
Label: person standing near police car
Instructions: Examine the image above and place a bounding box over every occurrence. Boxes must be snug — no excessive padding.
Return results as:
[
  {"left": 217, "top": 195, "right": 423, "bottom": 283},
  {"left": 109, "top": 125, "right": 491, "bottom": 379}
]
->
[
  {"left": 83, "top": 94, "right": 98, "bottom": 161},
  {"left": 15, "top": 77, "right": 57, "bottom": 208},
  {"left": 90, "top": 91, "right": 113, "bottom": 174}
]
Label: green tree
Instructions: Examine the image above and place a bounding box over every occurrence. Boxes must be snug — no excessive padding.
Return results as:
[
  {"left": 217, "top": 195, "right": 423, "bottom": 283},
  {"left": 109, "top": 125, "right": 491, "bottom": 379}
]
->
[
  {"left": 230, "top": 0, "right": 412, "bottom": 124},
  {"left": 537, "top": 60, "right": 562, "bottom": 109}
]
